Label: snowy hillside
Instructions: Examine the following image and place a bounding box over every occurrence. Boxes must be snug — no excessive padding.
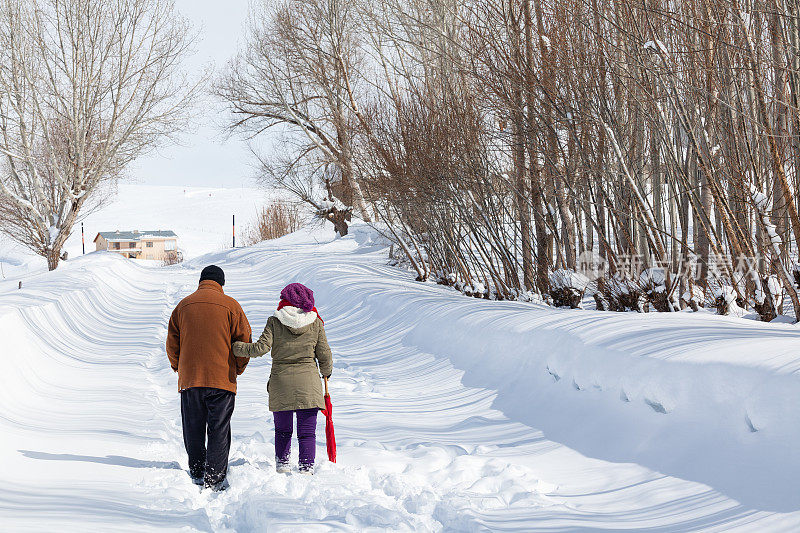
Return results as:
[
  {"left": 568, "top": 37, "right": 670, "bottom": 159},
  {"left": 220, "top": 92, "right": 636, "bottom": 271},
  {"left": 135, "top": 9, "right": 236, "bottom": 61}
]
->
[
  {"left": 2, "top": 213, "right": 800, "bottom": 529},
  {"left": 0, "top": 183, "right": 292, "bottom": 281}
]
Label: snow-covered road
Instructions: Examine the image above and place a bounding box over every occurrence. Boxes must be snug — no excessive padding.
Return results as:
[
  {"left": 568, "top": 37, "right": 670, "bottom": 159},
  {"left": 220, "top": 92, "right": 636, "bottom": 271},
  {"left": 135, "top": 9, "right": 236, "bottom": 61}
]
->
[{"left": 2, "top": 223, "right": 799, "bottom": 531}]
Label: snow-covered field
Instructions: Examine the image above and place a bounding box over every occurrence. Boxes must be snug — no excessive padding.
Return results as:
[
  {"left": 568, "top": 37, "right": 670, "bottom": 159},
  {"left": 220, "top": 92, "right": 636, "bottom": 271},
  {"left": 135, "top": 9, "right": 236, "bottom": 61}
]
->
[
  {"left": 0, "top": 183, "right": 290, "bottom": 281},
  {"left": 2, "top": 186, "right": 800, "bottom": 531}
]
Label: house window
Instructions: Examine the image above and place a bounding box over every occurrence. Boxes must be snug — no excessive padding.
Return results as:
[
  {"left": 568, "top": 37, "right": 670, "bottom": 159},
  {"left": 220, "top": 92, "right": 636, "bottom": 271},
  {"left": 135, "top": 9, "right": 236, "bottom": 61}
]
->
[
  {"left": 164, "top": 240, "right": 176, "bottom": 251},
  {"left": 129, "top": 242, "right": 136, "bottom": 249},
  {"left": 113, "top": 242, "right": 120, "bottom": 249},
  {"left": 146, "top": 241, "right": 153, "bottom": 248}
]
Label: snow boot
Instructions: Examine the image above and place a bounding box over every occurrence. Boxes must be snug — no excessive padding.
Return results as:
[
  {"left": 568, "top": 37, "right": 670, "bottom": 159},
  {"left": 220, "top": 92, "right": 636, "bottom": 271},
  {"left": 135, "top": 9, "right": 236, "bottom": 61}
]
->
[
  {"left": 205, "top": 478, "right": 229, "bottom": 492},
  {"left": 299, "top": 463, "right": 314, "bottom": 475},
  {"left": 276, "top": 460, "right": 291, "bottom": 474},
  {"left": 191, "top": 476, "right": 204, "bottom": 486}
]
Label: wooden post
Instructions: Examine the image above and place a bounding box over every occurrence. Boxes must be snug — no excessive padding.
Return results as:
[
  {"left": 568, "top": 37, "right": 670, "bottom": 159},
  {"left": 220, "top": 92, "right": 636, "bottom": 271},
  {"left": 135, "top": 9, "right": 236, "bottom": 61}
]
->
[
  {"left": 81, "top": 222, "right": 85, "bottom": 255},
  {"left": 18, "top": 281, "right": 22, "bottom": 289},
  {"left": 232, "top": 215, "right": 236, "bottom": 248}
]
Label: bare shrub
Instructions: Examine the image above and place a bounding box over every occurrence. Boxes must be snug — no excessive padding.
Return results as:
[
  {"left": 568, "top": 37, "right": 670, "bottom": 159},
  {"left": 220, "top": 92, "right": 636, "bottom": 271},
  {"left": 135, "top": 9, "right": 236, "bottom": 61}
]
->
[
  {"left": 681, "top": 285, "right": 706, "bottom": 312},
  {"left": 549, "top": 269, "right": 590, "bottom": 308},
  {"left": 713, "top": 285, "right": 747, "bottom": 318},
  {"left": 598, "top": 275, "right": 649, "bottom": 313},
  {"left": 245, "top": 202, "right": 302, "bottom": 245}
]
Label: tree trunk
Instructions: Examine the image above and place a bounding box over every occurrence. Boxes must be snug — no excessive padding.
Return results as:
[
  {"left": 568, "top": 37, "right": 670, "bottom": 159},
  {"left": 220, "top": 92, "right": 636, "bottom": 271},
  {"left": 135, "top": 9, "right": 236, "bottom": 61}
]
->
[
  {"left": 515, "top": 4, "right": 534, "bottom": 290},
  {"left": 524, "top": 0, "right": 549, "bottom": 292},
  {"left": 770, "top": 2, "right": 789, "bottom": 260},
  {"left": 736, "top": 3, "right": 800, "bottom": 254},
  {"left": 533, "top": 0, "right": 576, "bottom": 270},
  {"left": 46, "top": 248, "right": 60, "bottom": 271}
]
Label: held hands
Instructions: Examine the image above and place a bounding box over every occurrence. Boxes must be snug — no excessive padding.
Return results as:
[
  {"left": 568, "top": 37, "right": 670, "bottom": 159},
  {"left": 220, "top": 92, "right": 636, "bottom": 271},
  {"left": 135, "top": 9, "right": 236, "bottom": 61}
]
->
[{"left": 232, "top": 341, "right": 246, "bottom": 356}]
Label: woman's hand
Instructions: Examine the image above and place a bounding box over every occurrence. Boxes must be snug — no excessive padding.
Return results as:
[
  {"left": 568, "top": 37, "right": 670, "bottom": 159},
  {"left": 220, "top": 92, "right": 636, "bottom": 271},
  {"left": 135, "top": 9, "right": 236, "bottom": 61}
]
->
[{"left": 232, "top": 341, "right": 247, "bottom": 356}]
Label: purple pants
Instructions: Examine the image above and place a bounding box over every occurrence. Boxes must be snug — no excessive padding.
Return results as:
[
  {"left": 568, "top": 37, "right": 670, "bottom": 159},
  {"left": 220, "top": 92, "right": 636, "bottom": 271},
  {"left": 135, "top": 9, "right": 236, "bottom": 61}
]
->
[{"left": 273, "top": 408, "right": 318, "bottom": 466}]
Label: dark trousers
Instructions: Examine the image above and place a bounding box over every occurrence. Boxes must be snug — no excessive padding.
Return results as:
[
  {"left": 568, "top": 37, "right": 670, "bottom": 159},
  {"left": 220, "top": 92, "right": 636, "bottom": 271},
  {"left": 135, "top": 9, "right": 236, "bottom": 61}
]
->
[
  {"left": 180, "top": 387, "right": 235, "bottom": 485},
  {"left": 273, "top": 408, "right": 318, "bottom": 466}
]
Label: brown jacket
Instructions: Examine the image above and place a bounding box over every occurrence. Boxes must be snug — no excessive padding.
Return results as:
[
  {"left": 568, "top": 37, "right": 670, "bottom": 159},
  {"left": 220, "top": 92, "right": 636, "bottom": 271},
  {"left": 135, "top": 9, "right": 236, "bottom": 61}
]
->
[{"left": 166, "top": 280, "right": 252, "bottom": 393}]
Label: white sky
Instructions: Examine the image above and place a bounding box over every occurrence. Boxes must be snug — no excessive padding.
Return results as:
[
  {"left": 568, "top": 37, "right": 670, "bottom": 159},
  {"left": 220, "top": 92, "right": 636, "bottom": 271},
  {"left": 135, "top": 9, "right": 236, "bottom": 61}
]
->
[{"left": 129, "top": 0, "right": 255, "bottom": 188}]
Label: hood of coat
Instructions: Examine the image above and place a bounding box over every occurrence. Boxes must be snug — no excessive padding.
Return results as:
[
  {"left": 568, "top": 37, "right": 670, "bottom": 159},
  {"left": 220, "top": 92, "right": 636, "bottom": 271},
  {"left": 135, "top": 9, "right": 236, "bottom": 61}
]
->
[{"left": 273, "top": 305, "right": 318, "bottom": 334}]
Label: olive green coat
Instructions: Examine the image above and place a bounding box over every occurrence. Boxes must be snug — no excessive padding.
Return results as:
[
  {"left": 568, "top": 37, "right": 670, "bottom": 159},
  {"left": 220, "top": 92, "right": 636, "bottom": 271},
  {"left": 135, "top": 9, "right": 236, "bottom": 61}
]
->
[{"left": 233, "top": 311, "right": 332, "bottom": 412}]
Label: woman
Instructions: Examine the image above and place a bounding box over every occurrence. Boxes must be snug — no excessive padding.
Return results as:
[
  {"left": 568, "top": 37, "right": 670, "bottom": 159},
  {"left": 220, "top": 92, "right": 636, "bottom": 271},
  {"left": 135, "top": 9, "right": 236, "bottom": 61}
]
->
[{"left": 233, "top": 282, "right": 332, "bottom": 474}]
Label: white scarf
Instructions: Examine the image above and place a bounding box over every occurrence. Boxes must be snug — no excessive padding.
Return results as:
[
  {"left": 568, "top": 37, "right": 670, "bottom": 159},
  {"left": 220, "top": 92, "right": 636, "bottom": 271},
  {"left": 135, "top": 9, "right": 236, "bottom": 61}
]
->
[{"left": 274, "top": 305, "right": 318, "bottom": 329}]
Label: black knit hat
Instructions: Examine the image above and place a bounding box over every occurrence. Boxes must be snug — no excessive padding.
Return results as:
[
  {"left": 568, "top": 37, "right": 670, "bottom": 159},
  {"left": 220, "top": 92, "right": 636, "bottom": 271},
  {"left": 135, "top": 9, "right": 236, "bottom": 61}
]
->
[{"left": 200, "top": 265, "right": 225, "bottom": 286}]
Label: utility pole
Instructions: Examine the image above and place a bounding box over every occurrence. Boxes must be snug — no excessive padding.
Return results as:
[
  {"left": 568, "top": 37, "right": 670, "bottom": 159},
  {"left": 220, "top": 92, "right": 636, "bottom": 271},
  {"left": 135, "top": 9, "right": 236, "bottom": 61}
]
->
[
  {"left": 232, "top": 215, "right": 236, "bottom": 248},
  {"left": 81, "top": 222, "right": 85, "bottom": 254}
]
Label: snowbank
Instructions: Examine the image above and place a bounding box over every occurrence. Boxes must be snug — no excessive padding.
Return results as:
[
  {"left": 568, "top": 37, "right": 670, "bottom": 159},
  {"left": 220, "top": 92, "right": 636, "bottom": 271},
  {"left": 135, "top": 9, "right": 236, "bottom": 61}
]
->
[
  {"left": 2, "top": 220, "right": 800, "bottom": 530},
  {"left": 230, "top": 222, "right": 800, "bottom": 515}
]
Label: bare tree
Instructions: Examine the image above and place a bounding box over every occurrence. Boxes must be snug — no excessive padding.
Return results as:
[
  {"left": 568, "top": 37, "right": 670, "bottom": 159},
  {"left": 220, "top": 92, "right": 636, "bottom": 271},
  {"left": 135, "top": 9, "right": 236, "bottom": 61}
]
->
[
  {"left": 218, "top": 0, "right": 800, "bottom": 319},
  {"left": 0, "top": 0, "right": 199, "bottom": 270},
  {"left": 216, "top": 0, "right": 371, "bottom": 234}
]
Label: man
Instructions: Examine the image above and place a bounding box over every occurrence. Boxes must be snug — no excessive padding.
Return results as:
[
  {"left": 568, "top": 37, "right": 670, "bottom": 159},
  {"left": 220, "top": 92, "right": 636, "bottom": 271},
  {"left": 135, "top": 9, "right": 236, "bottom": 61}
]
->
[{"left": 166, "top": 265, "right": 251, "bottom": 491}]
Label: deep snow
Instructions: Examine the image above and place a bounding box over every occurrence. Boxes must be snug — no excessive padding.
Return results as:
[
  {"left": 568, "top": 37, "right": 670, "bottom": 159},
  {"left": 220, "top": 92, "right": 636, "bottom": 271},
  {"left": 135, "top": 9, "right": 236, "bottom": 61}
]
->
[{"left": 1, "top": 213, "right": 800, "bottom": 530}]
